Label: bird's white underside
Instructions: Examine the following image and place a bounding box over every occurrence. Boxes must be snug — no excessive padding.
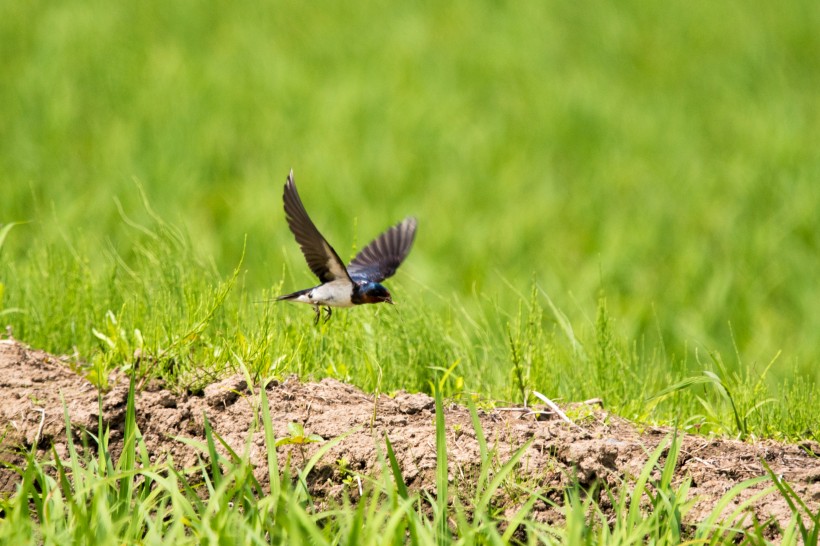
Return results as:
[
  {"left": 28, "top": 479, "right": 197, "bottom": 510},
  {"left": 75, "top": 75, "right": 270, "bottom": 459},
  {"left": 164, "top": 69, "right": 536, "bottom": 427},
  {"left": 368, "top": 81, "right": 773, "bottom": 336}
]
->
[{"left": 292, "top": 279, "right": 355, "bottom": 307}]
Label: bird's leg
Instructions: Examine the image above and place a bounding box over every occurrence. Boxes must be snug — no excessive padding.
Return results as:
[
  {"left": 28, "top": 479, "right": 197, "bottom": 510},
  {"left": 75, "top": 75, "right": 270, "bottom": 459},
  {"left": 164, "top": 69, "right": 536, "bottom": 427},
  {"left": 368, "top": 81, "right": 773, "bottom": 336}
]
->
[
  {"left": 313, "top": 305, "right": 321, "bottom": 325},
  {"left": 323, "top": 307, "right": 332, "bottom": 323}
]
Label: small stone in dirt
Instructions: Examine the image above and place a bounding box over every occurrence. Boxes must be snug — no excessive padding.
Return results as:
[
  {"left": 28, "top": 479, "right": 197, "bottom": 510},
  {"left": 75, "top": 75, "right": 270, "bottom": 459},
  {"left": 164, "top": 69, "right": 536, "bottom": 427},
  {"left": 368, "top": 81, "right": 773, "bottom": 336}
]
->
[
  {"left": 155, "top": 391, "right": 177, "bottom": 408},
  {"left": 395, "top": 392, "right": 434, "bottom": 414},
  {"left": 204, "top": 377, "right": 248, "bottom": 408}
]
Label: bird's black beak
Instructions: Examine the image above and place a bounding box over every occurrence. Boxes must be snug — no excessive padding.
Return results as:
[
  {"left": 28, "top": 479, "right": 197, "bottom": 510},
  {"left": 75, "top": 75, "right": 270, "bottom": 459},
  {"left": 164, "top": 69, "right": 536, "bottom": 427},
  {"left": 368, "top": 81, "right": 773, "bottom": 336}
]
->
[{"left": 386, "top": 297, "right": 395, "bottom": 305}]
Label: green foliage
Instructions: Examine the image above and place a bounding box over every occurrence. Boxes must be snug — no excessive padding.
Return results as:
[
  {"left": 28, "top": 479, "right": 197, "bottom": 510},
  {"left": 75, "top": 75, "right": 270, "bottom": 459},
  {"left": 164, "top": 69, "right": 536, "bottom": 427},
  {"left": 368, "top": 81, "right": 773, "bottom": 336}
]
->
[
  {"left": 433, "top": 381, "right": 449, "bottom": 543},
  {"left": 1, "top": 0, "right": 819, "bottom": 376},
  {"left": 0, "top": 0, "right": 818, "bottom": 439},
  {"left": 1, "top": 209, "right": 818, "bottom": 439}
]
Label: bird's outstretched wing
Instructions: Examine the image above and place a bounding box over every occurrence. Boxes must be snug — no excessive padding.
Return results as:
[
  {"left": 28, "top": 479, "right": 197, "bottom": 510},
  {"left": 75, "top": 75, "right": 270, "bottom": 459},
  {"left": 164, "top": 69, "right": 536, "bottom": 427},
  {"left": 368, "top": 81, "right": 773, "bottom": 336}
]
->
[
  {"left": 283, "top": 170, "right": 351, "bottom": 283},
  {"left": 347, "top": 217, "right": 417, "bottom": 283}
]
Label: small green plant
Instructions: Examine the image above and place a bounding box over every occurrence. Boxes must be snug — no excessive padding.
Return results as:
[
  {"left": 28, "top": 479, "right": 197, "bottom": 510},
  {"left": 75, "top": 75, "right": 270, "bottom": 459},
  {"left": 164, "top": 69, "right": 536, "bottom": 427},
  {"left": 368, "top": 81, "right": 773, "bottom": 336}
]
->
[
  {"left": 506, "top": 282, "right": 545, "bottom": 407},
  {"left": 275, "top": 421, "right": 325, "bottom": 466},
  {"left": 649, "top": 349, "right": 778, "bottom": 439},
  {"left": 275, "top": 421, "right": 325, "bottom": 448},
  {"left": 336, "top": 456, "right": 359, "bottom": 489}
]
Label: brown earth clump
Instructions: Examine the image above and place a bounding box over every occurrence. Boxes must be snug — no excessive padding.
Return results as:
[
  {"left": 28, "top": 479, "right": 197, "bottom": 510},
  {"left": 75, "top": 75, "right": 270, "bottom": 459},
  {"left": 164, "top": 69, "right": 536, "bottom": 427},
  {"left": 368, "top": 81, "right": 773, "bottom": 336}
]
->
[{"left": 1, "top": 338, "right": 818, "bottom": 537}]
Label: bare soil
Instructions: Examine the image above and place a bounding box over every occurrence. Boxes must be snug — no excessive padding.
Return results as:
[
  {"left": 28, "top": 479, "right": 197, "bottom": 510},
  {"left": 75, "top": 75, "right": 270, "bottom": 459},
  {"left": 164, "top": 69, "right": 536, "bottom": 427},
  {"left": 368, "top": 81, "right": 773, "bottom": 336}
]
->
[{"left": 1, "top": 338, "right": 819, "bottom": 538}]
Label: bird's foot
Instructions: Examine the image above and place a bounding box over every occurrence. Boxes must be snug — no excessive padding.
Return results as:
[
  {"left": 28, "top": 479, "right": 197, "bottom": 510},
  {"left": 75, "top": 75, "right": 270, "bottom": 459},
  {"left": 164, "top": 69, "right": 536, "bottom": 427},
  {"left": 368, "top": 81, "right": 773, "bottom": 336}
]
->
[{"left": 313, "top": 306, "right": 332, "bottom": 325}]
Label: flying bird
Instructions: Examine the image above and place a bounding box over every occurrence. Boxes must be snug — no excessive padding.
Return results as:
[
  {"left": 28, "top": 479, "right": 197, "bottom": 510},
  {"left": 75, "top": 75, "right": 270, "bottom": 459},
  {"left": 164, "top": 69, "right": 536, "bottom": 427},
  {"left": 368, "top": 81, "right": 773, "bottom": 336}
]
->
[{"left": 278, "top": 169, "right": 417, "bottom": 323}]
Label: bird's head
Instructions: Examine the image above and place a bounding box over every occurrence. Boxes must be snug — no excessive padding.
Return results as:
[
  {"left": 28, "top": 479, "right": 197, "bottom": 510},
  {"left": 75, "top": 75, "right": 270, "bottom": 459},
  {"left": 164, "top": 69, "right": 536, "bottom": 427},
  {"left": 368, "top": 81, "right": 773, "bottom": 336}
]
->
[{"left": 361, "top": 282, "right": 393, "bottom": 305}]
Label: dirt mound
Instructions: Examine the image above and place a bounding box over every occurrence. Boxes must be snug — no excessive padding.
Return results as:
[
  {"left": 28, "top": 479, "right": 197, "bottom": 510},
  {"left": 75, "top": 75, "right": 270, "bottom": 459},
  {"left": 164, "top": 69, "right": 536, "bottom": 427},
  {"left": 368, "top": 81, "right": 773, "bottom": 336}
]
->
[{"left": 1, "top": 339, "right": 819, "bottom": 533}]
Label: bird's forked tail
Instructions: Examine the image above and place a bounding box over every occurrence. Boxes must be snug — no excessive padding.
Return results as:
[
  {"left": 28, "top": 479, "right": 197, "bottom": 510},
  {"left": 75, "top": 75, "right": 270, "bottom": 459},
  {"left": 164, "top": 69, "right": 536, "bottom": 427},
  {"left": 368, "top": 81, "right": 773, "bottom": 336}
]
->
[{"left": 277, "top": 288, "right": 311, "bottom": 301}]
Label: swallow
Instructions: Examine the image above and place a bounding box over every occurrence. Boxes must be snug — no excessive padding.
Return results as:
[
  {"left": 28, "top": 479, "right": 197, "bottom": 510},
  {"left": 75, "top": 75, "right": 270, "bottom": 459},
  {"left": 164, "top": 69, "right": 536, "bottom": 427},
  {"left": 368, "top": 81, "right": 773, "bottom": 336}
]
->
[{"left": 278, "top": 170, "right": 417, "bottom": 323}]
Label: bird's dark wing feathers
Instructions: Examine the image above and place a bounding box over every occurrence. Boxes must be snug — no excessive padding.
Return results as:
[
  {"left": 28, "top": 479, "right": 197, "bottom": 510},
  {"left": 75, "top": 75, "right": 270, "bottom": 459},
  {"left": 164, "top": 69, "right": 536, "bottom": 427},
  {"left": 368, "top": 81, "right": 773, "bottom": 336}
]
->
[
  {"left": 348, "top": 217, "right": 417, "bottom": 283},
  {"left": 283, "top": 170, "right": 351, "bottom": 283}
]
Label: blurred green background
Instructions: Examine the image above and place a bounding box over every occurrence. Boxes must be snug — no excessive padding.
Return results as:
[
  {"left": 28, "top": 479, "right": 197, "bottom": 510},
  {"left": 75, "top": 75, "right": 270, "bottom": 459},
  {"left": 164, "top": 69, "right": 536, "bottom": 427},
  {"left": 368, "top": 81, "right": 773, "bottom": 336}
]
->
[{"left": 2, "top": 0, "right": 819, "bottom": 378}]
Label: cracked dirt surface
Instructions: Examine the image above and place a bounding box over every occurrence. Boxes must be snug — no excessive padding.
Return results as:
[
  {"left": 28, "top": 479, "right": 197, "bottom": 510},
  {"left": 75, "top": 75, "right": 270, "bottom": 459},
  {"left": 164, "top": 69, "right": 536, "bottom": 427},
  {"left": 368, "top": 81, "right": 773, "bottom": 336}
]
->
[{"left": 1, "top": 338, "right": 819, "bottom": 538}]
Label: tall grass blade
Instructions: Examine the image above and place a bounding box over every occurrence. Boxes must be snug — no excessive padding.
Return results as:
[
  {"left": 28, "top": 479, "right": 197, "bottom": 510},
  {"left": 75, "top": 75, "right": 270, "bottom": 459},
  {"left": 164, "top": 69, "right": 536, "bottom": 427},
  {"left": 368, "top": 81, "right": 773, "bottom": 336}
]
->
[
  {"left": 0, "top": 222, "right": 22, "bottom": 254},
  {"left": 627, "top": 436, "right": 669, "bottom": 527},
  {"left": 466, "top": 395, "right": 489, "bottom": 465},
  {"left": 693, "top": 476, "right": 772, "bottom": 541},
  {"left": 476, "top": 439, "right": 533, "bottom": 512},
  {"left": 385, "top": 433, "right": 420, "bottom": 543},
  {"left": 434, "top": 383, "right": 449, "bottom": 544},
  {"left": 202, "top": 413, "right": 223, "bottom": 489},
  {"left": 295, "top": 427, "right": 360, "bottom": 503},
  {"left": 116, "top": 371, "right": 138, "bottom": 523},
  {"left": 384, "top": 434, "right": 410, "bottom": 501},
  {"left": 762, "top": 459, "right": 820, "bottom": 544},
  {"left": 259, "top": 385, "right": 281, "bottom": 503}
]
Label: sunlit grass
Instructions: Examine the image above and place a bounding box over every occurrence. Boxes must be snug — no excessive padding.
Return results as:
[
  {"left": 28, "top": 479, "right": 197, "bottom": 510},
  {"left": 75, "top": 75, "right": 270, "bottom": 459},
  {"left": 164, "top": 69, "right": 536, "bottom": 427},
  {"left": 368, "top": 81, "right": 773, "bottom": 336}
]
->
[
  {"left": 2, "top": 0, "right": 819, "bottom": 542},
  {"left": 1, "top": 209, "right": 817, "bottom": 442},
  {"left": 1, "top": 0, "right": 819, "bottom": 379}
]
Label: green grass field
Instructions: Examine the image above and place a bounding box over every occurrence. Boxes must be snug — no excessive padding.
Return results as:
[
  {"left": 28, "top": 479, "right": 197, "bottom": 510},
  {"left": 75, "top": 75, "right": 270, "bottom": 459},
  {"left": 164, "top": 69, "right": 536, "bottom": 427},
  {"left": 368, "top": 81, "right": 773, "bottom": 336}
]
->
[{"left": 1, "top": 0, "right": 819, "bottom": 542}]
